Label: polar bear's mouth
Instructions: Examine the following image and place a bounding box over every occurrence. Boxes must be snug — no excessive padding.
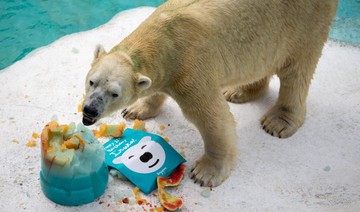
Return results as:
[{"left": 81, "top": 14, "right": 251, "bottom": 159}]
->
[
  {"left": 82, "top": 114, "right": 97, "bottom": 126},
  {"left": 149, "top": 159, "right": 160, "bottom": 168}
]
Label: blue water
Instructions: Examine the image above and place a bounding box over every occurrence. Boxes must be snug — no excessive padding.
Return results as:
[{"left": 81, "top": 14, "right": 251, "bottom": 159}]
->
[
  {"left": 0, "top": 0, "right": 166, "bottom": 70},
  {"left": 330, "top": 0, "right": 360, "bottom": 45},
  {"left": 0, "top": 0, "right": 359, "bottom": 71}
]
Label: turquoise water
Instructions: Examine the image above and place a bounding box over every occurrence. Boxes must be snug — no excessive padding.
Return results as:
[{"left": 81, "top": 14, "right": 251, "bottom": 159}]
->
[
  {"left": 0, "top": 0, "right": 166, "bottom": 70},
  {"left": 330, "top": 0, "right": 360, "bottom": 45},
  {"left": 0, "top": 0, "right": 359, "bottom": 71}
]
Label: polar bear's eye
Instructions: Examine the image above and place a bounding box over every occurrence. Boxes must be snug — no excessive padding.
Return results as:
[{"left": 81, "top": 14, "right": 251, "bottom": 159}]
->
[
  {"left": 89, "top": 80, "right": 94, "bottom": 86},
  {"left": 112, "top": 93, "right": 119, "bottom": 98},
  {"left": 128, "top": 155, "right": 134, "bottom": 159}
]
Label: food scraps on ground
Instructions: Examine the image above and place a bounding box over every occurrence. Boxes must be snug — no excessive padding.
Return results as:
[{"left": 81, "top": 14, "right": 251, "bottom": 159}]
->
[
  {"left": 151, "top": 207, "right": 164, "bottom": 212},
  {"left": 200, "top": 187, "right": 212, "bottom": 198},
  {"left": 133, "top": 119, "right": 146, "bottom": 131},
  {"left": 159, "top": 125, "right": 166, "bottom": 131},
  {"left": 121, "top": 197, "right": 130, "bottom": 204},
  {"left": 77, "top": 94, "right": 85, "bottom": 113},
  {"left": 157, "top": 163, "right": 186, "bottom": 211},
  {"left": 26, "top": 140, "right": 36, "bottom": 147},
  {"left": 26, "top": 132, "right": 40, "bottom": 147},
  {"left": 32, "top": 132, "right": 39, "bottom": 139},
  {"left": 118, "top": 187, "right": 166, "bottom": 211},
  {"left": 92, "top": 122, "right": 126, "bottom": 138},
  {"left": 133, "top": 187, "right": 148, "bottom": 205}
]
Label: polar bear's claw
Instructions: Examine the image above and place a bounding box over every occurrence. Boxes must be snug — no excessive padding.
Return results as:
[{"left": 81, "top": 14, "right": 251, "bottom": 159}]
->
[
  {"left": 261, "top": 105, "right": 305, "bottom": 138},
  {"left": 190, "top": 155, "right": 232, "bottom": 187},
  {"left": 122, "top": 102, "right": 160, "bottom": 120}
]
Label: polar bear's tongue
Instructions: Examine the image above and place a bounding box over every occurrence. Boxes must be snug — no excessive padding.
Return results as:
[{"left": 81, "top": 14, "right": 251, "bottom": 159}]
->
[{"left": 82, "top": 114, "right": 96, "bottom": 126}]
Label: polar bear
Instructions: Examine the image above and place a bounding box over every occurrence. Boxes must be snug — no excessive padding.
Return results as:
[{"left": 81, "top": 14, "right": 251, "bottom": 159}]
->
[{"left": 82, "top": 0, "right": 338, "bottom": 187}]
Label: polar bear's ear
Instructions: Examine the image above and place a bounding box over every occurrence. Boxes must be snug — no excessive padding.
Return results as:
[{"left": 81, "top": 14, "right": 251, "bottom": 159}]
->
[
  {"left": 136, "top": 74, "right": 152, "bottom": 90},
  {"left": 94, "top": 44, "right": 107, "bottom": 59}
]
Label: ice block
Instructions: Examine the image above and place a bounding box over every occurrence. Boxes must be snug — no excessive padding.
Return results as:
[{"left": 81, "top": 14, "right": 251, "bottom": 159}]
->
[{"left": 40, "top": 121, "right": 108, "bottom": 206}]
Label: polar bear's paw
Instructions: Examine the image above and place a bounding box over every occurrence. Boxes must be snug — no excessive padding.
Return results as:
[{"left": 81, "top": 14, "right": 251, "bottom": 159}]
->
[
  {"left": 222, "top": 81, "right": 268, "bottom": 104},
  {"left": 122, "top": 101, "right": 161, "bottom": 120},
  {"left": 223, "top": 87, "right": 254, "bottom": 104},
  {"left": 261, "top": 105, "right": 305, "bottom": 138},
  {"left": 190, "top": 155, "right": 232, "bottom": 187}
]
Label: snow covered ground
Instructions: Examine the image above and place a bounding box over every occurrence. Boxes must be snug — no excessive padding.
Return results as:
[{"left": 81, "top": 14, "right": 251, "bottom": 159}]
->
[{"left": 0, "top": 7, "right": 359, "bottom": 212}]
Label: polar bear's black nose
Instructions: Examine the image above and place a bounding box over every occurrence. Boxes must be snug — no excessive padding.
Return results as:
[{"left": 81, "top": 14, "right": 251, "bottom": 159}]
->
[
  {"left": 83, "top": 105, "right": 98, "bottom": 117},
  {"left": 140, "top": 152, "right": 153, "bottom": 163}
]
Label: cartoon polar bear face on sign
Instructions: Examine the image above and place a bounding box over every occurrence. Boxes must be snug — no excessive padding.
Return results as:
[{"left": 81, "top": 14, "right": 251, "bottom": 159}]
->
[{"left": 112, "top": 136, "right": 166, "bottom": 174}]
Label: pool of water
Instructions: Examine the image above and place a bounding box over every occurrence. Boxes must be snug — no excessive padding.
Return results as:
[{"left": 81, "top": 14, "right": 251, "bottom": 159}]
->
[
  {"left": 330, "top": 0, "right": 360, "bottom": 45},
  {"left": 0, "top": 0, "right": 359, "bottom": 71},
  {"left": 0, "top": 0, "right": 166, "bottom": 70}
]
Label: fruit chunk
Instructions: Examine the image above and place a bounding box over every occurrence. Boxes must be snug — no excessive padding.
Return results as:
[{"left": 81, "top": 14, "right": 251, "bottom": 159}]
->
[
  {"left": 158, "top": 188, "right": 183, "bottom": 211},
  {"left": 77, "top": 94, "right": 85, "bottom": 112},
  {"left": 158, "top": 163, "right": 186, "bottom": 187},
  {"left": 157, "top": 164, "right": 186, "bottom": 211},
  {"left": 41, "top": 121, "right": 86, "bottom": 166},
  {"left": 32, "top": 132, "right": 39, "bottom": 139},
  {"left": 45, "top": 148, "right": 75, "bottom": 166},
  {"left": 61, "top": 138, "right": 79, "bottom": 151},
  {"left": 93, "top": 123, "right": 126, "bottom": 138},
  {"left": 60, "top": 134, "right": 85, "bottom": 151},
  {"left": 132, "top": 119, "right": 146, "bottom": 131},
  {"left": 159, "top": 125, "right": 166, "bottom": 131},
  {"left": 26, "top": 140, "right": 36, "bottom": 147}
]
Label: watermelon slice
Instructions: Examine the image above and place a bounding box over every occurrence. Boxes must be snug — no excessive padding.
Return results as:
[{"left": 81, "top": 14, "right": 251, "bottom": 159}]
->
[{"left": 157, "top": 163, "right": 186, "bottom": 211}]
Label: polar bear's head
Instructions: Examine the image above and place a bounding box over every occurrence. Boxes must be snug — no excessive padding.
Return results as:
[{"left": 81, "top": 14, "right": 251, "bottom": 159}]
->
[
  {"left": 82, "top": 45, "right": 152, "bottom": 126},
  {"left": 112, "top": 136, "right": 166, "bottom": 174}
]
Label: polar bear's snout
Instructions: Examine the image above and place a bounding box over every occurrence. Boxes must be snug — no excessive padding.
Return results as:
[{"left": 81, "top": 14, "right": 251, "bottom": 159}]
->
[
  {"left": 82, "top": 94, "right": 105, "bottom": 126},
  {"left": 83, "top": 104, "right": 98, "bottom": 119},
  {"left": 84, "top": 106, "right": 97, "bottom": 116},
  {"left": 82, "top": 106, "right": 98, "bottom": 126}
]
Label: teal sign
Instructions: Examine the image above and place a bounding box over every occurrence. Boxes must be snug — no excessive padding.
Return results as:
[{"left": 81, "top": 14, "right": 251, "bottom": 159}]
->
[{"left": 104, "top": 129, "right": 186, "bottom": 194}]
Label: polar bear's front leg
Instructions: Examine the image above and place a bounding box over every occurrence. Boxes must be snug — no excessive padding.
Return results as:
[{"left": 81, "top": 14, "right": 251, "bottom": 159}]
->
[
  {"left": 122, "top": 93, "right": 167, "bottom": 120},
  {"left": 172, "top": 86, "right": 238, "bottom": 187}
]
